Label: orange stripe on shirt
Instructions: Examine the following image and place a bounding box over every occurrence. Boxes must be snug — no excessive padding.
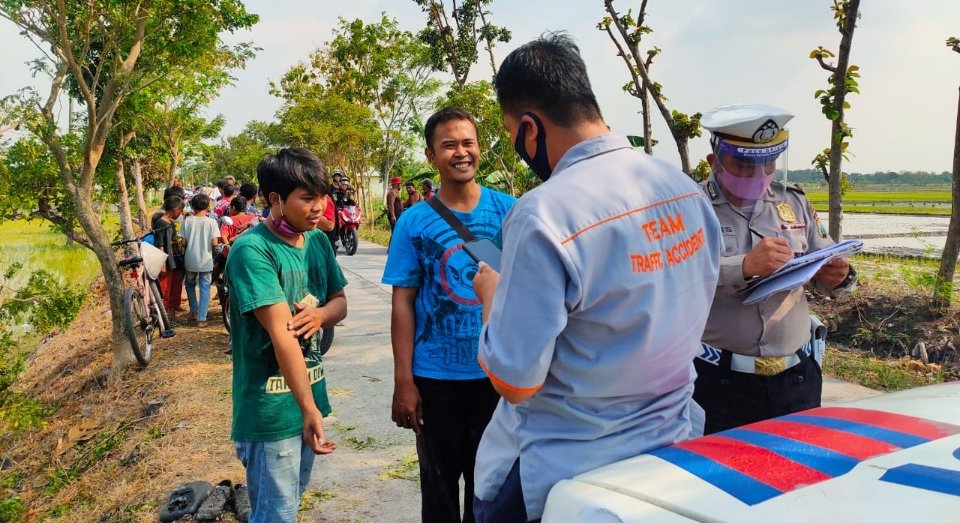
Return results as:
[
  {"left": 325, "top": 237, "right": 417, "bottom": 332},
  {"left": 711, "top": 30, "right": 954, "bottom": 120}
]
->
[
  {"left": 561, "top": 192, "right": 703, "bottom": 245},
  {"left": 478, "top": 354, "right": 544, "bottom": 395}
]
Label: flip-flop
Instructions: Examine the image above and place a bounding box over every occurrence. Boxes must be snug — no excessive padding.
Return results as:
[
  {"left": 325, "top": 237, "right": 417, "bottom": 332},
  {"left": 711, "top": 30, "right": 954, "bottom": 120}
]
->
[
  {"left": 232, "top": 483, "right": 251, "bottom": 522},
  {"left": 159, "top": 480, "right": 212, "bottom": 522},
  {"left": 196, "top": 479, "right": 233, "bottom": 521}
]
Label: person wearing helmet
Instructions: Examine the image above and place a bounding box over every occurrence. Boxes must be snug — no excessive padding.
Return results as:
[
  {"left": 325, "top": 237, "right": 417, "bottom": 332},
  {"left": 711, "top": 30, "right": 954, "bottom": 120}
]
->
[{"left": 694, "top": 103, "right": 857, "bottom": 435}]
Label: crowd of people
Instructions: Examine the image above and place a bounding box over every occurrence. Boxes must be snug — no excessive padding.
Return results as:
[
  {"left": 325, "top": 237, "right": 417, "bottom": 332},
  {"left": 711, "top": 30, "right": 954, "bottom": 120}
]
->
[
  {"left": 142, "top": 32, "right": 858, "bottom": 523},
  {"left": 386, "top": 175, "right": 435, "bottom": 230}
]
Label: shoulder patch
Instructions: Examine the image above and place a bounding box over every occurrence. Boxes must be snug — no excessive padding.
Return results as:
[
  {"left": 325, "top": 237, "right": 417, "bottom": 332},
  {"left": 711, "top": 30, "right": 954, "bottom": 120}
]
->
[
  {"left": 787, "top": 183, "right": 805, "bottom": 195},
  {"left": 701, "top": 180, "right": 720, "bottom": 200}
]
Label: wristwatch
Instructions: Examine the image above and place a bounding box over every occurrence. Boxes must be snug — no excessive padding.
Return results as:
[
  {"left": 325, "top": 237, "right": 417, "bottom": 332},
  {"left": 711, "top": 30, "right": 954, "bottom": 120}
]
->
[{"left": 835, "top": 266, "right": 857, "bottom": 290}]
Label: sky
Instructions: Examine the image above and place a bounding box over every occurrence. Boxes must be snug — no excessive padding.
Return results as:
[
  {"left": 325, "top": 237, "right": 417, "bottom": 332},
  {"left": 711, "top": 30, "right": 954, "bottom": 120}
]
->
[{"left": 1, "top": 0, "right": 958, "bottom": 174}]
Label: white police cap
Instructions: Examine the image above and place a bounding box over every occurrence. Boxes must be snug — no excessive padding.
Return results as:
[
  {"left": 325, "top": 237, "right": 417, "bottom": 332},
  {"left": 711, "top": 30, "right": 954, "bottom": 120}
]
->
[{"left": 701, "top": 103, "right": 794, "bottom": 144}]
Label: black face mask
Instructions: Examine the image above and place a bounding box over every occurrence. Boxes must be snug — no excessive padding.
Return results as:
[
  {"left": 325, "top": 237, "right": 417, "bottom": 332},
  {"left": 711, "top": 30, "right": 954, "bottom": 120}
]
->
[{"left": 514, "top": 112, "right": 552, "bottom": 182}]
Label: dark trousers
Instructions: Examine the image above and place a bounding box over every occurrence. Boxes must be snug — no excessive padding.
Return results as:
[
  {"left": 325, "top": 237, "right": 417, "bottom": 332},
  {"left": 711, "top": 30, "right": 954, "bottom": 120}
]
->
[
  {"left": 694, "top": 350, "right": 822, "bottom": 435},
  {"left": 414, "top": 377, "right": 500, "bottom": 523},
  {"left": 473, "top": 459, "right": 538, "bottom": 523}
]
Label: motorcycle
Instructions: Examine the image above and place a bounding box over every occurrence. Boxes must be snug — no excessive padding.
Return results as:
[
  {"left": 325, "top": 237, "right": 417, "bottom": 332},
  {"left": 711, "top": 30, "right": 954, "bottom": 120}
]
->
[{"left": 336, "top": 202, "right": 362, "bottom": 256}]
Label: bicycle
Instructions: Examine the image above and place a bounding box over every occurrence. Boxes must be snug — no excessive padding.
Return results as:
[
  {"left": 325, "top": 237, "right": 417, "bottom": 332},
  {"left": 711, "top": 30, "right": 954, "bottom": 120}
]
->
[{"left": 112, "top": 238, "right": 175, "bottom": 365}]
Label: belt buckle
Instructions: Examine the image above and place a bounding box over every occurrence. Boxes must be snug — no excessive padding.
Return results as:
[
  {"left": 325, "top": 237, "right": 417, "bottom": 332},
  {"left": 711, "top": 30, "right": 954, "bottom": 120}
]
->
[{"left": 754, "top": 356, "right": 785, "bottom": 376}]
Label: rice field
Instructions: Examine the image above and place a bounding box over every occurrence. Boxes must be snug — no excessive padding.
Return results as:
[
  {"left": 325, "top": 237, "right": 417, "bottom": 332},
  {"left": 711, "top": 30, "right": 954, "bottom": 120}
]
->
[
  {"left": 0, "top": 220, "right": 101, "bottom": 294},
  {"left": 804, "top": 186, "right": 952, "bottom": 216}
]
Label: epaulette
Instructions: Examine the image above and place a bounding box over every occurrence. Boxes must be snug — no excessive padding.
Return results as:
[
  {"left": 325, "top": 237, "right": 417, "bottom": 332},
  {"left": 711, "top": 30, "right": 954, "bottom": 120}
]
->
[
  {"left": 787, "top": 183, "right": 805, "bottom": 195},
  {"left": 700, "top": 180, "right": 719, "bottom": 200}
]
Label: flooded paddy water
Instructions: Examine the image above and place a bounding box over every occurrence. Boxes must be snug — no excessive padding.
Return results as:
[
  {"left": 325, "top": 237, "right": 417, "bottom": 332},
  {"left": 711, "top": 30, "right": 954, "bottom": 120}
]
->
[{"left": 822, "top": 213, "right": 951, "bottom": 257}]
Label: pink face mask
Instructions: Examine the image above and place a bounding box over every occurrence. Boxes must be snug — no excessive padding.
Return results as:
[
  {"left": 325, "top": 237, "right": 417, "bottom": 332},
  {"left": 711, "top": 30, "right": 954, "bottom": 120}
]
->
[
  {"left": 273, "top": 200, "right": 304, "bottom": 238},
  {"left": 716, "top": 164, "right": 773, "bottom": 201}
]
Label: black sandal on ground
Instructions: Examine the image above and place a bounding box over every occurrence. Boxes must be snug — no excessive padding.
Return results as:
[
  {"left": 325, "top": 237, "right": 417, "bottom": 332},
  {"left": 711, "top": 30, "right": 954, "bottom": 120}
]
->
[{"left": 159, "top": 480, "right": 212, "bottom": 522}]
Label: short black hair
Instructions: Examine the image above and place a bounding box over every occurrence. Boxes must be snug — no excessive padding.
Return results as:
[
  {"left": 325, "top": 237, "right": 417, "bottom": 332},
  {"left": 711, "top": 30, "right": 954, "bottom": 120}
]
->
[
  {"left": 423, "top": 106, "right": 479, "bottom": 150},
  {"left": 494, "top": 32, "right": 603, "bottom": 127},
  {"left": 190, "top": 193, "right": 210, "bottom": 212},
  {"left": 163, "top": 195, "right": 184, "bottom": 212},
  {"left": 230, "top": 196, "right": 247, "bottom": 213},
  {"left": 239, "top": 182, "right": 258, "bottom": 201},
  {"left": 222, "top": 184, "right": 236, "bottom": 198},
  {"left": 163, "top": 185, "right": 186, "bottom": 201},
  {"left": 257, "top": 147, "right": 329, "bottom": 201}
]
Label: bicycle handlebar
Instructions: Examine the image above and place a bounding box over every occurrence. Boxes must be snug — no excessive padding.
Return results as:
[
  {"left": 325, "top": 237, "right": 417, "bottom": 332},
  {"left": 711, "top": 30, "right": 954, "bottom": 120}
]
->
[{"left": 111, "top": 238, "right": 141, "bottom": 247}]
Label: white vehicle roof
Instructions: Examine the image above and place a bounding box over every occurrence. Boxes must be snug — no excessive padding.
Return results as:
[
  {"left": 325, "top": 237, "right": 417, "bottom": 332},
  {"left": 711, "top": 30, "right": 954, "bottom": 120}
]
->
[{"left": 543, "top": 382, "right": 960, "bottom": 523}]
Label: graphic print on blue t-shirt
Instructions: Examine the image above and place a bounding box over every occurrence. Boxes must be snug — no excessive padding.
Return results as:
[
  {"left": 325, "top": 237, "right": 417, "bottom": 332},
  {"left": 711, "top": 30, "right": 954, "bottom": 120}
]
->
[{"left": 382, "top": 187, "right": 516, "bottom": 380}]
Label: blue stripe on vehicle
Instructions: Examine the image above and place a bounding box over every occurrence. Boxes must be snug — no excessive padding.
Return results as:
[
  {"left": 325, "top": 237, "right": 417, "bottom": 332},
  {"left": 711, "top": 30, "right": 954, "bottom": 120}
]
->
[
  {"left": 649, "top": 445, "right": 782, "bottom": 505},
  {"left": 782, "top": 414, "right": 930, "bottom": 449},
  {"left": 879, "top": 463, "right": 960, "bottom": 497},
  {"left": 721, "top": 428, "right": 861, "bottom": 477}
]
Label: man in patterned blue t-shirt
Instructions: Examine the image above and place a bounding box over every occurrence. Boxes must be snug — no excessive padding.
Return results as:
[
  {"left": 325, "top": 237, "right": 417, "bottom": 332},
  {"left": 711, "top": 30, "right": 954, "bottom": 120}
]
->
[{"left": 382, "top": 106, "right": 516, "bottom": 523}]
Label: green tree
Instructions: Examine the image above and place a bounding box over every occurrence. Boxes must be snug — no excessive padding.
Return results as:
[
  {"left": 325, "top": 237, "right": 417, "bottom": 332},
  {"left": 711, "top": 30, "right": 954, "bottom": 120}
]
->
[
  {"left": 202, "top": 120, "right": 275, "bottom": 184},
  {"left": 601, "top": 0, "right": 701, "bottom": 176},
  {"left": 934, "top": 36, "right": 960, "bottom": 309},
  {"left": 316, "top": 15, "right": 440, "bottom": 201},
  {"left": 810, "top": 0, "right": 861, "bottom": 241},
  {"left": 0, "top": 0, "right": 257, "bottom": 369},
  {"left": 411, "top": 0, "right": 511, "bottom": 89},
  {"left": 272, "top": 93, "right": 380, "bottom": 215},
  {"left": 436, "top": 81, "right": 533, "bottom": 195}
]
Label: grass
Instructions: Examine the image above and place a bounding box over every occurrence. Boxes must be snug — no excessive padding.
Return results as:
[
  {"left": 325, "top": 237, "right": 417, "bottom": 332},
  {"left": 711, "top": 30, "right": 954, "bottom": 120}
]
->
[
  {"left": 804, "top": 188, "right": 952, "bottom": 216},
  {"left": 299, "top": 489, "right": 336, "bottom": 511},
  {"left": 358, "top": 224, "right": 392, "bottom": 247},
  {"left": 824, "top": 347, "right": 945, "bottom": 391},
  {"left": 378, "top": 451, "right": 419, "bottom": 483},
  {"left": 0, "top": 220, "right": 100, "bottom": 292}
]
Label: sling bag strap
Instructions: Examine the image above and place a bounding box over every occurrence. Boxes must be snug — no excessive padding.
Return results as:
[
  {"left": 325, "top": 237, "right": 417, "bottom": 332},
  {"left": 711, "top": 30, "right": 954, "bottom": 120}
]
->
[{"left": 426, "top": 195, "right": 476, "bottom": 242}]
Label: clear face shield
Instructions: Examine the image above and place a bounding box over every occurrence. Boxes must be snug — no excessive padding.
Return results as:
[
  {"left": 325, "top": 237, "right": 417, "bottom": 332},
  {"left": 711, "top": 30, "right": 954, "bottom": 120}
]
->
[{"left": 711, "top": 130, "right": 790, "bottom": 204}]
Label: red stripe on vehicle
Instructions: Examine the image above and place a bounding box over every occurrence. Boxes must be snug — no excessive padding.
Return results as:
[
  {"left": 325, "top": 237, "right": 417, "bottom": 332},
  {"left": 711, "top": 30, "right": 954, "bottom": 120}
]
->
[
  {"left": 747, "top": 419, "right": 899, "bottom": 460},
  {"left": 800, "top": 407, "right": 960, "bottom": 440},
  {"left": 674, "top": 436, "right": 831, "bottom": 492}
]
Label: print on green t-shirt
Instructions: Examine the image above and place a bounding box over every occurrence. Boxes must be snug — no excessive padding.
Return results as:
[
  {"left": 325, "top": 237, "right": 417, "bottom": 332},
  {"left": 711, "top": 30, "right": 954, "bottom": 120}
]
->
[{"left": 225, "top": 225, "right": 347, "bottom": 442}]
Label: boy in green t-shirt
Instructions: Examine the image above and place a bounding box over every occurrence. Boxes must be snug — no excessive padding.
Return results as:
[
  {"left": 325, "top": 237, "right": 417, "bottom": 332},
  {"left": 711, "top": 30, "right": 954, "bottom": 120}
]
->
[{"left": 225, "top": 147, "right": 348, "bottom": 522}]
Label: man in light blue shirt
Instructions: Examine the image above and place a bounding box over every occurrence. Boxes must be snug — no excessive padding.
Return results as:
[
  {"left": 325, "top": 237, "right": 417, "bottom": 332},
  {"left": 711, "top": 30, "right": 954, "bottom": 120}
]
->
[{"left": 471, "top": 34, "right": 722, "bottom": 522}]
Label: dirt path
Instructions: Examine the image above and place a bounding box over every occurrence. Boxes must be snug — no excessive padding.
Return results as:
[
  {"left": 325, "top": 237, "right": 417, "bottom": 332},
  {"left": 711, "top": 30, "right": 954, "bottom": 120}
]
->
[{"left": 301, "top": 241, "right": 420, "bottom": 522}]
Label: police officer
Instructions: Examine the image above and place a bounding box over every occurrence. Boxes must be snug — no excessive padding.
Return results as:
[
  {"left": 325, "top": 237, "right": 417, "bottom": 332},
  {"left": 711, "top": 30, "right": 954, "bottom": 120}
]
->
[{"left": 694, "top": 103, "right": 857, "bottom": 435}]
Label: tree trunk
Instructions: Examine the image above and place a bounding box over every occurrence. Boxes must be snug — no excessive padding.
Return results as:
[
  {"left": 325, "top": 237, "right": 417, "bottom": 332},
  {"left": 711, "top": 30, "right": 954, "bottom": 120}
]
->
[
  {"left": 934, "top": 85, "right": 960, "bottom": 310},
  {"left": 604, "top": 0, "right": 693, "bottom": 176},
  {"left": 70, "top": 183, "right": 136, "bottom": 369},
  {"left": 641, "top": 87, "right": 653, "bottom": 155},
  {"left": 827, "top": 0, "right": 861, "bottom": 241},
  {"left": 116, "top": 132, "right": 137, "bottom": 245},
  {"left": 168, "top": 142, "right": 179, "bottom": 187},
  {"left": 676, "top": 135, "right": 692, "bottom": 175},
  {"left": 114, "top": 157, "right": 137, "bottom": 256},
  {"left": 132, "top": 158, "right": 148, "bottom": 231}
]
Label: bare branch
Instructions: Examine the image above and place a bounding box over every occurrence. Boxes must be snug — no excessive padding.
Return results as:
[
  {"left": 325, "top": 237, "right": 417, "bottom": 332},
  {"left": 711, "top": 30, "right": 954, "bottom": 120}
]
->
[{"left": 815, "top": 53, "right": 838, "bottom": 73}]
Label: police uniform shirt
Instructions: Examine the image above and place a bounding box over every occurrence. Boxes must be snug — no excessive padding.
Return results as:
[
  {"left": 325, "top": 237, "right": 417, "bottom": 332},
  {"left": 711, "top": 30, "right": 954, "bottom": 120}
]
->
[
  {"left": 701, "top": 174, "right": 835, "bottom": 358},
  {"left": 474, "top": 133, "right": 722, "bottom": 519}
]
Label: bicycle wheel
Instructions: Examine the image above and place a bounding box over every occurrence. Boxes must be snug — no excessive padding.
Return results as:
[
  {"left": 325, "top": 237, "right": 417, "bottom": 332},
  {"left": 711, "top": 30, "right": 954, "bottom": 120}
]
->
[
  {"left": 319, "top": 326, "right": 334, "bottom": 356},
  {"left": 123, "top": 286, "right": 154, "bottom": 366},
  {"left": 149, "top": 280, "right": 170, "bottom": 331}
]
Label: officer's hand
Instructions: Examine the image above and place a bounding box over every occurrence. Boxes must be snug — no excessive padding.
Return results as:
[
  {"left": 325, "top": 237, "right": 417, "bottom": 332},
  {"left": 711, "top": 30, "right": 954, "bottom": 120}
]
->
[
  {"left": 742, "top": 237, "right": 793, "bottom": 278},
  {"left": 815, "top": 257, "right": 850, "bottom": 288}
]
